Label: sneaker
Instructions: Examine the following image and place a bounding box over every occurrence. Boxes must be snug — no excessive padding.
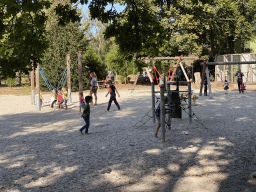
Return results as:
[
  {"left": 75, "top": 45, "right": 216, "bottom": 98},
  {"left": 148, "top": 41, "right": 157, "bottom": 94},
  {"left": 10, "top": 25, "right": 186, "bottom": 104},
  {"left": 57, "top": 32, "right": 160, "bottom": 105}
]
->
[{"left": 79, "top": 130, "right": 83, "bottom": 135}]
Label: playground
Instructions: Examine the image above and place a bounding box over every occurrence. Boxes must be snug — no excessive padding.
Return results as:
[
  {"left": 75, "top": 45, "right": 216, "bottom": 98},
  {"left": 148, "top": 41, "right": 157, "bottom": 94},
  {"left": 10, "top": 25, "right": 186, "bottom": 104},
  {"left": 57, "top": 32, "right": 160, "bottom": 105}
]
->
[{"left": 1, "top": 85, "right": 256, "bottom": 191}]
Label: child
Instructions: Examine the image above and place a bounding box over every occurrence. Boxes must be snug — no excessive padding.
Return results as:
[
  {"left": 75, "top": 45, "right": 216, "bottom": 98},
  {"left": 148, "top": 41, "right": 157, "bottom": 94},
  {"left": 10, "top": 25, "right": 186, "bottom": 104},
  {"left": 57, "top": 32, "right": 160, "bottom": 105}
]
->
[
  {"left": 62, "top": 87, "right": 68, "bottom": 109},
  {"left": 155, "top": 96, "right": 169, "bottom": 138},
  {"left": 57, "top": 90, "right": 64, "bottom": 110},
  {"left": 240, "top": 83, "right": 246, "bottom": 94},
  {"left": 40, "top": 90, "right": 43, "bottom": 108},
  {"left": 105, "top": 80, "right": 121, "bottom": 111},
  {"left": 79, "top": 92, "right": 85, "bottom": 112},
  {"left": 223, "top": 80, "right": 229, "bottom": 94},
  {"left": 80, "top": 96, "right": 92, "bottom": 135},
  {"left": 50, "top": 89, "right": 57, "bottom": 108}
]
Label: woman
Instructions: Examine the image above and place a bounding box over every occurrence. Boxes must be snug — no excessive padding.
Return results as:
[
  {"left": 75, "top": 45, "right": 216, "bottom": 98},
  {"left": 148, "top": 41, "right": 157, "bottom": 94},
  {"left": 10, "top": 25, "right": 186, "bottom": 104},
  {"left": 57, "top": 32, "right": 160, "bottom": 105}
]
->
[
  {"left": 235, "top": 69, "right": 244, "bottom": 93},
  {"left": 90, "top": 72, "right": 98, "bottom": 105}
]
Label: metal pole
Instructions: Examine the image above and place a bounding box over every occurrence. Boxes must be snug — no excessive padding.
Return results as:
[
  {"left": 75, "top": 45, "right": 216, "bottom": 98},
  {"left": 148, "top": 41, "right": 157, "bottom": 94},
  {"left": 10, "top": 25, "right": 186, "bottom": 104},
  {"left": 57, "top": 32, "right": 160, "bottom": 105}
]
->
[
  {"left": 152, "top": 82, "right": 155, "bottom": 123},
  {"left": 66, "top": 54, "right": 72, "bottom": 103},
  {"left": 206, "top": 66, "right": 213, "bottom": 99},
  {"left": 30, "top": 61, "right": 35, "bottom": 105},
  {"left": 166, "top": 82, "right": 171, "bottom": 128},
  {"left": 160, "top": 84, "right": 165, "bottom": 142},
  {"left": 77, "top": 51, "right": 83, "bottom": 93},
  {"left": 188, "top": 81, "right": 192, "bottom": 124},
  {"left": 36, "top": 63, "right": 41, "bottom": 111},
  {"left": 199, "top": 61, "right": 206, "bottom": 96}
]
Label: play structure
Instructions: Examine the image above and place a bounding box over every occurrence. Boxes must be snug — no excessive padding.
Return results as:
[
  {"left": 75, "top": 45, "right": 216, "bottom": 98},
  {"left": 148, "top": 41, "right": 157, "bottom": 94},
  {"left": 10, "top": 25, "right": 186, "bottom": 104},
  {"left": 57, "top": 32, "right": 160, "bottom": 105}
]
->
[
  {"left": 200, "top": 55, "right": 256, "bottom": 99},
  {"left": 31, "top": 52, "right": 83, "bottom": 111},
  {"left": 133, "top": 56, "right": 206, "bottom": 141}
]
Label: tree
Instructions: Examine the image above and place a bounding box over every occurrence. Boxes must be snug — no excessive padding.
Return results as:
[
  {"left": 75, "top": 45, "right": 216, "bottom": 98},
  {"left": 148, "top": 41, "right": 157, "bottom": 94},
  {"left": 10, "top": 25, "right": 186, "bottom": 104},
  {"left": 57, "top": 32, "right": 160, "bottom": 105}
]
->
[
  {"left": 82, "top": 46, "right": 107, "bottom": 80},
  {"left": 0, "top": 0, "right": 87, "bottom": 77},
  {"left": 40, "top": 0, "right": 89, "bottom": 92}
]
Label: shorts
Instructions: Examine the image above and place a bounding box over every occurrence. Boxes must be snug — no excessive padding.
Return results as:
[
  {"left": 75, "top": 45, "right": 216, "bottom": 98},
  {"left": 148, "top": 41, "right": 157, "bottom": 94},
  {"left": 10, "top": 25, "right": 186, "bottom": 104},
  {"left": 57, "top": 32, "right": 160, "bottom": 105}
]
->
[
  {"left": 58, "top": 100, "right": 64, "bottom": 104},
  {"left": 64, "top": 99, "right": 68, "bottom": 104},
  {"left": 90, "top": 86, "right": 97, "bottom": 93}
]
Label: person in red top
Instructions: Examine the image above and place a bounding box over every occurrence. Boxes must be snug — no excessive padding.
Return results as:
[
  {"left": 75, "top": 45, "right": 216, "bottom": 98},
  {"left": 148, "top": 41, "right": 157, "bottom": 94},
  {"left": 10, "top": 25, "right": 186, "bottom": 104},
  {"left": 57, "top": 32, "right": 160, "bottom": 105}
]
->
[
  {"left": 79, "top": 92, "right": 85, "bottom": 112},
  {"left": 57, "top": 90, "right": 64, "bottom": 110}
]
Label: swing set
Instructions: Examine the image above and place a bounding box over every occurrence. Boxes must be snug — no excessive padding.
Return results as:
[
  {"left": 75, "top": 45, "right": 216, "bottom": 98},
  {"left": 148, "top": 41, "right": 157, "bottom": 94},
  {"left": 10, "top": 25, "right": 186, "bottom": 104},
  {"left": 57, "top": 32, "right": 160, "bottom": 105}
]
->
[{"left": 31, "top": 52, "right": 84, "bottom": 111}]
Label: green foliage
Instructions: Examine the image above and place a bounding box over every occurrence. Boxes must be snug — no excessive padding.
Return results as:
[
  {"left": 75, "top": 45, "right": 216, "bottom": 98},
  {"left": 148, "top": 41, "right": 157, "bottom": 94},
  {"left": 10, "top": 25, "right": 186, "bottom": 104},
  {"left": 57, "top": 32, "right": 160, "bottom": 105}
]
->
[
  {"left": 82, "top": 47, "right": 108, "bottom": 80},
  {"left": 0, "top": 0, "right": 87, "bottom": 77},
  {"left": 6, "top": 78, "right": 17, "bottom": 88},
  {"left": 40, "top": 1, "right": 88, "bottom": 92}
]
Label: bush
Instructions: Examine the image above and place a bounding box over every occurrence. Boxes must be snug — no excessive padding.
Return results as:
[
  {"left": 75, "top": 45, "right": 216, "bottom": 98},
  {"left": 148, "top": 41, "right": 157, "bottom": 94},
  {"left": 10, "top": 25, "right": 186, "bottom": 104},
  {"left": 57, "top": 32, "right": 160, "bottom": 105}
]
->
[
  {"left": 120, "top": 76, "right": 126, "bottom": 84},
  {"left": 6, "top": 78, "right": 17, "bottom": 88}
]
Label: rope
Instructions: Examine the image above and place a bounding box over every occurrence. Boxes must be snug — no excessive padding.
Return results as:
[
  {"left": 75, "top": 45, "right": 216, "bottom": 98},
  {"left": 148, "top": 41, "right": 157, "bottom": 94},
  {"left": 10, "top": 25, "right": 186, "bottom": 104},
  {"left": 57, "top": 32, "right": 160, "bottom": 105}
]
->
[
  {"left": 39, "top": 67, "right": 54, "bottom": 92},
  {"left": 57, "top": 67, "right": 67, "bottom": 90}
]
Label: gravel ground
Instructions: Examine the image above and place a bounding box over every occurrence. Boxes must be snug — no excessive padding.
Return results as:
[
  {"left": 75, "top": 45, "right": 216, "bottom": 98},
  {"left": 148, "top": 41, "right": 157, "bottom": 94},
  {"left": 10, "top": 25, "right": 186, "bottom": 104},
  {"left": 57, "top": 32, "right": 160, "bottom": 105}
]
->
[{"left": 1, "top": 86, "right": 256, "bottom": 192}]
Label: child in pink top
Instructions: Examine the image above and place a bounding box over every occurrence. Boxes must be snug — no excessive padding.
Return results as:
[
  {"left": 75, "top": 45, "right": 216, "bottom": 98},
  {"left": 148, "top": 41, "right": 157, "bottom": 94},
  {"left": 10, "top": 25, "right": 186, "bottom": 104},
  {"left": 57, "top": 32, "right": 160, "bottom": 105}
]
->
[
  {"left": 79, "top": 92, "right": 85, "bottom": 112},
  {"left": 57, "top": 90, "right": 64, "bottom": 110}
]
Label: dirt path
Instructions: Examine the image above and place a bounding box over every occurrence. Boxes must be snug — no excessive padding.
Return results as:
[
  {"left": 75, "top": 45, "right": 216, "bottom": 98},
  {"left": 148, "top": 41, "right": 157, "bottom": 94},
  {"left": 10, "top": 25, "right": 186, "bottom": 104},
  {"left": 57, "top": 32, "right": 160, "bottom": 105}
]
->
[{"left": 1, "top": 86, "right": 256, "bottom": 191}]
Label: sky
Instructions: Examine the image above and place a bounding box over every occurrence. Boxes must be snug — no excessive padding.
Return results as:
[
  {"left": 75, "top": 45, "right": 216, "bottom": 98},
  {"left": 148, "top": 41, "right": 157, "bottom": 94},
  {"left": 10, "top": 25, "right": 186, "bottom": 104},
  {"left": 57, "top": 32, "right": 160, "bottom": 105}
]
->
[{"left": 78, "top": 2, "right": 125, "bottom": 17}]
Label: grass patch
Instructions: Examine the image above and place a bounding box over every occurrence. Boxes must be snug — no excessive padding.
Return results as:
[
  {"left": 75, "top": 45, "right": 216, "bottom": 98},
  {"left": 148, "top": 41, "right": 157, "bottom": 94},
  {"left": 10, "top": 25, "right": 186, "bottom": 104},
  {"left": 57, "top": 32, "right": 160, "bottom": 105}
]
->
[{"left": 0, "top": 86, "right": 31, "bottom": 96}]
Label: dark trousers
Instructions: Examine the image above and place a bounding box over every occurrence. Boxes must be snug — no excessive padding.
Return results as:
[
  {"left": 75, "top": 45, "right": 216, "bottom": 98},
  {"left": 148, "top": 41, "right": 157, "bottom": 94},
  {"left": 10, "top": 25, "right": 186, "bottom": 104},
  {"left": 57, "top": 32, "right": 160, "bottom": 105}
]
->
[
  {"left": 204, "top": 84, "right": 207, "bottom": 96},
  {"left": 107, "top": 96, "right": 120, "bottom": 111},
  {"left": 51, "top": 100, "right": 57, "bottom": 108},
  {"left": 238, "top": 81, "right": 242, "bottom": 93},
  {"left": 80, "top": 115, "right": 90, "bottom": 133}
]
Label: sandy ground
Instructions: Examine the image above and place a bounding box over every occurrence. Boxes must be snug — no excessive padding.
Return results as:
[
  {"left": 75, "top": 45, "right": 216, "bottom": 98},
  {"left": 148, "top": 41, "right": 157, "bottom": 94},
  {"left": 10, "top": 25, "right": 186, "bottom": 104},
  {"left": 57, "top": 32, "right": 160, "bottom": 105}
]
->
[{"left": 1, "top": 85, "right": 256, "bottom": 192}]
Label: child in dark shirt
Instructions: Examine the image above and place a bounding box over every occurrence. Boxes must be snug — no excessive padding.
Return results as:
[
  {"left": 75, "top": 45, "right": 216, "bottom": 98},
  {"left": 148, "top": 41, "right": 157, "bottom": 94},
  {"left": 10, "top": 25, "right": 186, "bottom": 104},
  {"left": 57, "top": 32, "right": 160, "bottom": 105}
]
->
[
  {"left": 80, "top": 96, "right": 92, "bottom": 135},
  {"left": 105, "top": 81, "right": 121, "bottom": 111}
]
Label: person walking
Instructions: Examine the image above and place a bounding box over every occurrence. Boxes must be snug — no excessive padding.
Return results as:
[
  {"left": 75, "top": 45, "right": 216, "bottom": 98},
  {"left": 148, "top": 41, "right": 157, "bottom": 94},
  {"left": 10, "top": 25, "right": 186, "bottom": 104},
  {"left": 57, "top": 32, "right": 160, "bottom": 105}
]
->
[
  {"left": 235, "top": 69, "right": 244, "bottom": 93},
  {"left": 90, "top": 72, "right": 98, "bottom": 105},
  {"left": 105, "top": 80, "right": 121, "bottom": 111}
]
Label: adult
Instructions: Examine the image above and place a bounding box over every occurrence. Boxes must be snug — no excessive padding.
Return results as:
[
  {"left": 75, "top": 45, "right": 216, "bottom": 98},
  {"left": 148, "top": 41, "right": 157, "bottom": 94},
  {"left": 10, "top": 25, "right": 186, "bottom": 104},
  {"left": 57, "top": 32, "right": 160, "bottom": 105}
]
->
[
  {"left": 204, "top": 74, "right": 207, "bottom": 96},
  {"left": 235, "top": 69, "right": 244, "bottom": 93},
  {"left": 90, "top": 72, "right": 98, "bottom": 105}
]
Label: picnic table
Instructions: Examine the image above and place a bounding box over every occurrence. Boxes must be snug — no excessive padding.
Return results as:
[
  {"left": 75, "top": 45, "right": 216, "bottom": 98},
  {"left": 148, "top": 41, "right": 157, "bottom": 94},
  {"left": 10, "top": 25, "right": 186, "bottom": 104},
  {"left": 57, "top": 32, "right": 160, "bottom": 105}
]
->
[{"left": 97, "top": 80, "right": 107, "bottom": 89}]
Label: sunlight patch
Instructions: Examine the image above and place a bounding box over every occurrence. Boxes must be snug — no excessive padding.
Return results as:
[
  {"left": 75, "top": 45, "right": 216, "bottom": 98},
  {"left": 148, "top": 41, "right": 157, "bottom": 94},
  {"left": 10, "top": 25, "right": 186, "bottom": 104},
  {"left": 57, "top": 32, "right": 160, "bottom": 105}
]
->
[{"left": 144, "top": 149, "right": 162, "bottom": 155}]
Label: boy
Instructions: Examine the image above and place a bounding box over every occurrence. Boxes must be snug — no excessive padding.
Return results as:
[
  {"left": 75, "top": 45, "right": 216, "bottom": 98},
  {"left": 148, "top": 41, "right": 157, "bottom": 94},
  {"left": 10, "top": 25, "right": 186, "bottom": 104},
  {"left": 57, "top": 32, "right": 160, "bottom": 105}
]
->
[
  {"left": 62, "top": 87, "right": 68, "bottom": 109},
  {"left": 80, "top": 96, "right": 92, "bottom": 134},
  {"left": 105, "top": 80, "right": 121, "bottom": 111},
  {"left": 155, "top": 96, "right": 169, "bottom": 137}
]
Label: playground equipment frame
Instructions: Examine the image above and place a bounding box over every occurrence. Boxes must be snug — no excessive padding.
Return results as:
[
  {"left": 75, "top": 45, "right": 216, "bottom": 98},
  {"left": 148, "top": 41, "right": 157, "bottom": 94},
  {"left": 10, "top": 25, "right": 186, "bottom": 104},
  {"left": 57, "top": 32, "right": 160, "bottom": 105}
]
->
[{"left": 200, "top": 60, "right": 256, "bottom": 99}]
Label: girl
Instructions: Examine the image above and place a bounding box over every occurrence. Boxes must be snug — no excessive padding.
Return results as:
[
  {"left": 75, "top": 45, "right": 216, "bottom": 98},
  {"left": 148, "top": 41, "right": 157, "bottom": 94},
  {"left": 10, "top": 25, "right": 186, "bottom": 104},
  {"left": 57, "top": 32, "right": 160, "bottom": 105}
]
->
[
  {"left": 79, "top": 92, "right": 85, "bottom": 112},
  {"left": 90, "top": 72, "right": 98, "bottom": 105},
  {"left": 240, "top": 83, "right": 246, "bottom": 94},
  {"left": 57, "top": 90, "right": 64, "bottom": 110},
  {"left": 223, "top": 80, "right": 229, "bottom": 94}
]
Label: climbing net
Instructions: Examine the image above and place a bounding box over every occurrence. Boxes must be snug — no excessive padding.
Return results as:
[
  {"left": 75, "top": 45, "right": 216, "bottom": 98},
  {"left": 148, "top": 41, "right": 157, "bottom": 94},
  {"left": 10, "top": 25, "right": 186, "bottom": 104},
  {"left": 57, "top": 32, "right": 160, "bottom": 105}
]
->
[{"left": 39, "top": 65, "right": 74, "bottom": 92}]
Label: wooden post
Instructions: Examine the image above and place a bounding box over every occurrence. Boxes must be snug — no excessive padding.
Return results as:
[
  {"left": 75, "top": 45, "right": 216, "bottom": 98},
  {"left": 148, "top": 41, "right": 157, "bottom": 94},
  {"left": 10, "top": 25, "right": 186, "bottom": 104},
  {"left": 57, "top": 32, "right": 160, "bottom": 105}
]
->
[
  {"left": 152, "top": 82, "right": 155, "bottom": 123},
  {"left": 172, "top": 57, "right": 181, "bottom": 81},
  {"left": 36, "top": 63, "right": 41, "bottom": 111},
  {"left": 179, "top": 62, "right": 189, "bottom": 82},
  {"left": 31, "top": 60, "right": 35, "bottom": 105},
  {"left": 199, "top": 61, "right": 206, "bottom": 96},
  {"left": 131, "top": 72, "right": 140, "bottom": 93},
  {"left": 146, "top": 67, "right": 153, "bottom": 83},
  {"left": 160, "top": 84, "right": 165, "bottom": 142},
  {"left": 188, "top": 81, "right": 192, "bottom": 124},
  {"left": 77, "top": 51, "right": 83, "bottom": 94},
  {"left": 66, "top": 54, "right": 72, "bottom": 103}
]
